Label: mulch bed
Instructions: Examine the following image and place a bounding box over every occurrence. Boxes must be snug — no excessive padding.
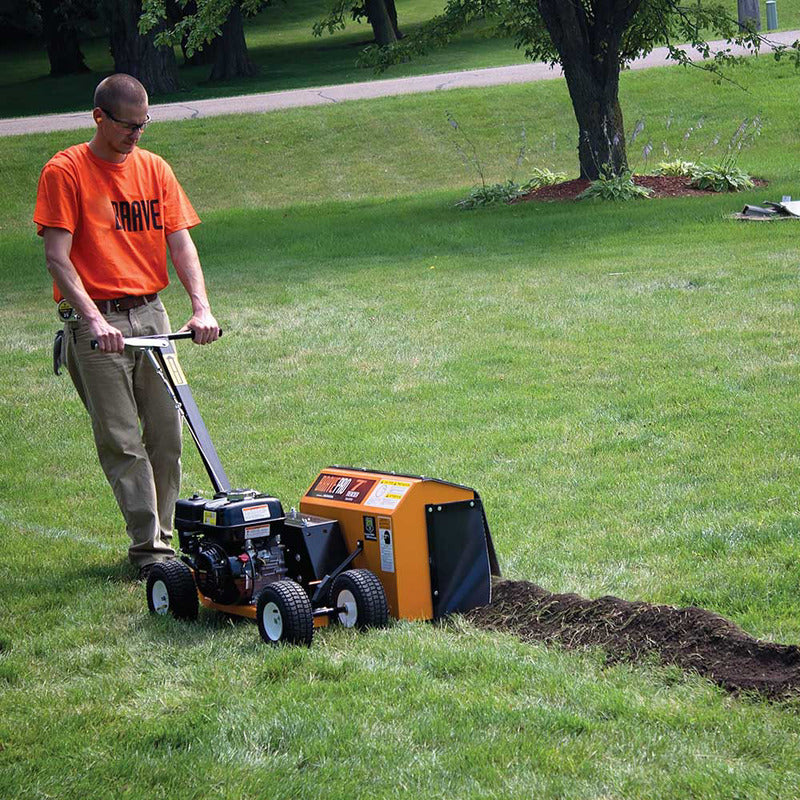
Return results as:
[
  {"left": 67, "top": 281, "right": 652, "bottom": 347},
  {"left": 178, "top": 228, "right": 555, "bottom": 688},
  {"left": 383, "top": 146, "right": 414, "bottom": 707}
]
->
[
  {"left": 515, "top": 174, "right": 768, "bottom": 202},
  {"left": 466, "top": 580, "right": 800, "bottom": 698}
]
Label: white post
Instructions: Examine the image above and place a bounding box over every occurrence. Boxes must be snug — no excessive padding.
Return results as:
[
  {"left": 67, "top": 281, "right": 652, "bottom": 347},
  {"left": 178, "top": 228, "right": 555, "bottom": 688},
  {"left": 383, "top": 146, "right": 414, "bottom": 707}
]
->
[{"left": 766, "top": 0, "right": 778, "bottom": 30}]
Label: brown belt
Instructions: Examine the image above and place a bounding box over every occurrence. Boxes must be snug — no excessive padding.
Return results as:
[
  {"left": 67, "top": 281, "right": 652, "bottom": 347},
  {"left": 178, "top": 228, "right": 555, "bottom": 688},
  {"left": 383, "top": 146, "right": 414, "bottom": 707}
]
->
[{"left": 94, "top": 293, "right": 158, "bottom": 314}]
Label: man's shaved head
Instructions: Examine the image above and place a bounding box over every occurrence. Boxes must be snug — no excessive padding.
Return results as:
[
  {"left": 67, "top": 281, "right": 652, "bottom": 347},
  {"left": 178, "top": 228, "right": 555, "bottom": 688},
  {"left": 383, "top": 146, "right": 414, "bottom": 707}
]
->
[{"left": 94, "top": 74, "right": 148, "bottom": 114}]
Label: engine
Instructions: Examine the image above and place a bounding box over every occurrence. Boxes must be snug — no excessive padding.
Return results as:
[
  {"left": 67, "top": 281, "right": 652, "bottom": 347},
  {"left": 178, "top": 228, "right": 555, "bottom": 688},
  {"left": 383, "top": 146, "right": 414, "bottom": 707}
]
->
[
  {"left": 174, "top": 489, "right": 288, "bottom": 605},
  {"left": 173, "top": 488, "right": 348, "bottom": 606},
  {"left": 193, "top": 539, "right": 287, "bottom": 605}
]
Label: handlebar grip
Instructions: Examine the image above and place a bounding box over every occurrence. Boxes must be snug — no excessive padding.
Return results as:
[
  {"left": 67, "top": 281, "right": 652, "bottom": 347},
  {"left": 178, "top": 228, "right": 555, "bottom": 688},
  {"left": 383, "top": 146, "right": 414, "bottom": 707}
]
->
[
  {"left": 170, "top": 329, "right": 224, "bottom": 339},
  {"left": 168, "top": 329, "right": 224, "bottom": 340}
]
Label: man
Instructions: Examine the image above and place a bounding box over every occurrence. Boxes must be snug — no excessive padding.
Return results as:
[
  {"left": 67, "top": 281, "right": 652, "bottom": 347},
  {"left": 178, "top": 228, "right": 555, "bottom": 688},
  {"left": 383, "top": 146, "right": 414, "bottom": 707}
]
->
[{"left": 34, "top": 73, "right": 220, "bottom": 579}]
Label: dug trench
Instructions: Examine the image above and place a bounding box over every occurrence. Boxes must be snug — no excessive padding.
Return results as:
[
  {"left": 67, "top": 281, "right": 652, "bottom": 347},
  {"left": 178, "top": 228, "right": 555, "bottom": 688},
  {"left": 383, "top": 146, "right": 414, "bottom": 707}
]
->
[{"left": 465, "top": 580, "right": 800, "bottom": 698}]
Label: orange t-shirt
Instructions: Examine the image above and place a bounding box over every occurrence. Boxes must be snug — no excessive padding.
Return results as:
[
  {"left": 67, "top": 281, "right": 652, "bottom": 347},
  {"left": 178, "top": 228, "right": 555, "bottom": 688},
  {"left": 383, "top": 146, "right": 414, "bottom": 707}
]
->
[{"left": 34, "top": 143, "right": 201, "bottom": 301}]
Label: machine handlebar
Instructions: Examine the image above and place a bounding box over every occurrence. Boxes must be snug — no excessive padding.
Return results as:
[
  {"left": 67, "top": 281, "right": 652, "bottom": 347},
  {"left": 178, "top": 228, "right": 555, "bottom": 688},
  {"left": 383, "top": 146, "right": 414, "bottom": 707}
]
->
[{"left": 90, "top": 329, "right": 222, "bottom": 350}]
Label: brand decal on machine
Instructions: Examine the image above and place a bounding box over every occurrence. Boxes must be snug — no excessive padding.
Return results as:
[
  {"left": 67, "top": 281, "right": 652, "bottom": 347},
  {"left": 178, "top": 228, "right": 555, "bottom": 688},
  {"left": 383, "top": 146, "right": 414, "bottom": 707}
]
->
[
  {"left": 307, "top": 473, "right": 377, "bottom": 504},
  {"left": 365, "top": 479, "right": 412, "bottom": 510}
]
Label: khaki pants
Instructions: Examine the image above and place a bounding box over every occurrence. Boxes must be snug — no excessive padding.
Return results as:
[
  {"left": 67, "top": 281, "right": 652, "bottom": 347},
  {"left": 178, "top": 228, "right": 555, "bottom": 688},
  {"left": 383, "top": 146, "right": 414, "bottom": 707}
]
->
[{"left": 64, "top": 297, "right": 181, "bottom": 567}]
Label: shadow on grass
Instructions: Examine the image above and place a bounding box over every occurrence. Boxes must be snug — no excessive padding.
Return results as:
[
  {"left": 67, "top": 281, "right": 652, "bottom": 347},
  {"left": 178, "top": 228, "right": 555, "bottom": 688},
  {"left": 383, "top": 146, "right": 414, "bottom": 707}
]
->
[{"left": 193, "top": 189, "right": 772, "bottom": 288}]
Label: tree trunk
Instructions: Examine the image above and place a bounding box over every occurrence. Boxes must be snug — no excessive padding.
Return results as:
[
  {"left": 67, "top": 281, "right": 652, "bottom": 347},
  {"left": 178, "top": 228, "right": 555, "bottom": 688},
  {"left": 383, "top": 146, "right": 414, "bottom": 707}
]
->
[
  {"left": 538, "top": 0, "right": 643, "bottom": 179},
  {"left": 108, "top": 0, "right": 180, "bottom": 95},
  {"left": 40, "top": 0, "right": 89, "bottom": 75},
  {"left": 737, "top": 0, "right": 761, "bottom": 30},
  {"left": 365, "top": 0, "right": 397, "bottom": 46},
  {"left": 208, "top": 4, "right": 258, "bottom": 81},
  {"left": 385, "top": 0, "right": 403, "bottom": 40},
  {"left": 569, "top": 73, "right": 627, "bottom": 180}
]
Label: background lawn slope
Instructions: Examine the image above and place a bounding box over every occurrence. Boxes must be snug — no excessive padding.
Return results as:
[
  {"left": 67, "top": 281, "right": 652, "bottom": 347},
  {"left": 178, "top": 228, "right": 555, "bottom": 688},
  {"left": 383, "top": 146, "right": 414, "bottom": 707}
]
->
[{"left": 2, "top": 57, "right": 800, "bottom": 799}]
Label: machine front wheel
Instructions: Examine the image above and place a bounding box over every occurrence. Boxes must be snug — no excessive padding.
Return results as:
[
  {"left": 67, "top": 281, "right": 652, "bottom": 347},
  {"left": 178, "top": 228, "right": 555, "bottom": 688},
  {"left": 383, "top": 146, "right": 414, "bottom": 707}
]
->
[
  {"left": 330, "top": 569, "right": 389, "bottom": 630},
  {"left": 146, "top": 560, "right": 198, "bottom": 621},
  {"left": 257, "top": 580, "right": 314, "bottom": 646}
]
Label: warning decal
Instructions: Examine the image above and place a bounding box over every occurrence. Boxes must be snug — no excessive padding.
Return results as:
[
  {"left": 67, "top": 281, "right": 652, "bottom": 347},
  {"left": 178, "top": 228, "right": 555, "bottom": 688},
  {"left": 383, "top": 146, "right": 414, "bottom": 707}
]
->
[
  {"left": 365, "top": 479, "right": 412, "bottom": 510},
  {"left": 242, "top": 504, "right": 273, "bottom": 522},
  {"left": 203, "top": 510, "right": 216, "bottom": 526},
  {"left": 378, "top": 516, "right": 394, "bottom": 573},
  {"left": 245, "top": 524, "right": 271, "bottom": 538},
  {"left": 163, "top": 353, "right": 188, "bottom": 386},
  {"left": 306, "top": 473, "right": 377, "bottom": 504}
]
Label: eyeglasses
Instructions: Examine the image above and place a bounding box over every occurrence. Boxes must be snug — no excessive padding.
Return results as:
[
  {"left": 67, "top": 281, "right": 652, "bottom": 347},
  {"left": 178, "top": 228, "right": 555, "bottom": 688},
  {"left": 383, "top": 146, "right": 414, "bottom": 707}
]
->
[{"left": 101, "top": 108, "right": 151, "bottom": 133}]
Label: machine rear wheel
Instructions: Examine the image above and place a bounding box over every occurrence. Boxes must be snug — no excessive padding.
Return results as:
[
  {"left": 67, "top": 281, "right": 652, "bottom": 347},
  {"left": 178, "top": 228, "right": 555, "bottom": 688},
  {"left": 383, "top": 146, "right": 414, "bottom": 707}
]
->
[
  {"left": 146, "top": 560, "right": 198, "bottom": 621},
  {"left": 330, "top": 569, "right": 389, "bottom": 630},
  {"left": 257, "top": 580, "right": 314, "bottom": 646}
]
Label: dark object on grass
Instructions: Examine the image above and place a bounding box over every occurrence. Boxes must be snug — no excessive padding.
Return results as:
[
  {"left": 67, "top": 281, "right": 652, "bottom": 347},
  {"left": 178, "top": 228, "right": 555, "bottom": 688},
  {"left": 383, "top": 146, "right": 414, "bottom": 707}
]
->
[
  {"left": 741, "top": 204, "right": 780, "bottom": 218},
  {"left": 738, "top": 198, "right": 800, "bottom": 220}
]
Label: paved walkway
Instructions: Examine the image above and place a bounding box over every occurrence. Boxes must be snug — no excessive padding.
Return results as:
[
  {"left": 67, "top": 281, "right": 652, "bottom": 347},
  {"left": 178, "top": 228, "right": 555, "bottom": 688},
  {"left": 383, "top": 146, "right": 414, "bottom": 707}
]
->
[{"left": 1, "top": 31, "right": 797, "bottom": 137}]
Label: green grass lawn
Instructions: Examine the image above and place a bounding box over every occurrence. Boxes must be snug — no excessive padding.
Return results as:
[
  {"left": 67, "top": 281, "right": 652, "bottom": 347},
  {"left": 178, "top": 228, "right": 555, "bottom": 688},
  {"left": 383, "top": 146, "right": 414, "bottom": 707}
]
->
[
  {"left": 1, "top": 0, "right": 799, "bottom": 118},
  {"left": 2, "top": 57, "right": 800, "bottom": 798}
]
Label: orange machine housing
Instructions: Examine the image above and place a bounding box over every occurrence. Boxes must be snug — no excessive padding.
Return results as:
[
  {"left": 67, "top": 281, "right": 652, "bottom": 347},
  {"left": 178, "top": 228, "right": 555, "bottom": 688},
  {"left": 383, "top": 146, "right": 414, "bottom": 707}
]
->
[{"left": 300, "top": 466, "right": 499, "bottom": 621}]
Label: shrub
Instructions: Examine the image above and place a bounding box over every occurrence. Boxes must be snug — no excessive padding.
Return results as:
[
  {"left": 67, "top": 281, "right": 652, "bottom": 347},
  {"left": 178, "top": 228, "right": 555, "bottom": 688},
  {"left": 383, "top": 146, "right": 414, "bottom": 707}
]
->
[
  {"left": 519, "top": 168, "right": 567, "bottom": 193},
  {"left": 688, "top": 163, "right": 754, "bottom": 192},
  {"left": 455, "top": 180, "right": 524, "bottom": 209},
  {"left": 654, "top": 160, "right": 698, "bottom": 177},
  {"left": 578, "top": 171, "right": 653, "bottom": 201}
]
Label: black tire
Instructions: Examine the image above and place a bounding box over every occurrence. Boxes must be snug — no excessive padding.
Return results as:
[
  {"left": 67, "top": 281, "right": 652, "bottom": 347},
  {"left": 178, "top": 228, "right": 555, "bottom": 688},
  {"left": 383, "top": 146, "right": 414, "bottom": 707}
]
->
[
  {"left": 330, "top": 569, "right": 389, "bottom": 630},
  {"left": 146, "top": 560, "right": 198, "bottom": 621},
  {"left": 257, "top": 580, "right": 314, "bottom": 646}
]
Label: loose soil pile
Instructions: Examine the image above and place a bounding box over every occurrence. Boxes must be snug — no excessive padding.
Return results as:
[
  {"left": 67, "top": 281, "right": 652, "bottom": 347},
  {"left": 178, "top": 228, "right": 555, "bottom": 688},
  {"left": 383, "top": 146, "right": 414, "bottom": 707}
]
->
[
  {"left": 516, "top": 174, "right": 768, "bottom": 202},
  {"left": 466, "top": 580, "right": 800, "bottom": 697}
]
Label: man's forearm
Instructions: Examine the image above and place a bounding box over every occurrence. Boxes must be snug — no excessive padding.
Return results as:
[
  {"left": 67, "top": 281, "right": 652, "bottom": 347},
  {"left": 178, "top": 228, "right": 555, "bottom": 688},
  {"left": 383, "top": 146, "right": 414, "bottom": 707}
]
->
[
  {"left": 167, "top": 228, "right": 219, "bottom": 344},
  {"left": 43, "top": 227, "right": 125, "bottom": 352},
  {"left": 46, "top": 250, "right": 105, "bottom": 325},
  {"left": 174, "top": 258, "right": 212, "bottom": 315},
  {"left": 169, "top": 231, "right": 211, "bottom": 314}
]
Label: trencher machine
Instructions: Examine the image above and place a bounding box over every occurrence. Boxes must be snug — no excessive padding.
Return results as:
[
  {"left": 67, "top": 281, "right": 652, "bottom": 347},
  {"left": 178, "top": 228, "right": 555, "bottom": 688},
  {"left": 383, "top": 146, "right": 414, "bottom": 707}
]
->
[{"left": 110, "top": 332, "right": 500, "bottom": 646}]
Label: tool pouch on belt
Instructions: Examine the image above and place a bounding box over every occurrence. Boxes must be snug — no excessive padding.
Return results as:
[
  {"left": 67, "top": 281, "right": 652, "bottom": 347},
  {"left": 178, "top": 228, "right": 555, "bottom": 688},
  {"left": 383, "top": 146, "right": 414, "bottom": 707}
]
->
[
  {"left": 53, "top": 300, "right": 79, "bottom": 376},
  {"left": 53, "top": 329, "right": 65, "bottom": 376}
]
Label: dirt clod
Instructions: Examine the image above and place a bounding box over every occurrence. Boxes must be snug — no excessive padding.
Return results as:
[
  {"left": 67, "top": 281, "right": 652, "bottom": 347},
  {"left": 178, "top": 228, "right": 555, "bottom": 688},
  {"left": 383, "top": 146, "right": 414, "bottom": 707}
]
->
[{"left": 466, "top": 580, "right": 800, "bottom": 697}]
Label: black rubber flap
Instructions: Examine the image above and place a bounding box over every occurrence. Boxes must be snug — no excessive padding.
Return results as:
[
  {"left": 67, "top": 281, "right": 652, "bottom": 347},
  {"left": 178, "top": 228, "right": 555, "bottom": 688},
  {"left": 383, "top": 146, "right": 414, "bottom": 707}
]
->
[{"left": 426, "top": 499, "right": 492, "bottom": 618}]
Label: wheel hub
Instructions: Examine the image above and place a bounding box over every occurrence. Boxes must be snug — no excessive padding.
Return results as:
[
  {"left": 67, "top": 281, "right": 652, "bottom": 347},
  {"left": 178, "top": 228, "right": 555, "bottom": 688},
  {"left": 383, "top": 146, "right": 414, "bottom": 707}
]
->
[
  {"left": 336, "top": 589, "right": 358, "bottom": 627},
  {"left": 151, "top": 579, "right": 170, "bottom": 615},
  {"left": 261, "top": 601, "right": 284, "bottom": 640}
]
